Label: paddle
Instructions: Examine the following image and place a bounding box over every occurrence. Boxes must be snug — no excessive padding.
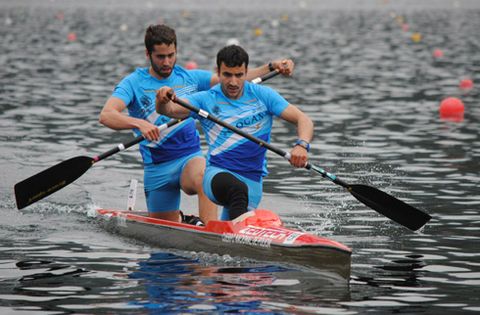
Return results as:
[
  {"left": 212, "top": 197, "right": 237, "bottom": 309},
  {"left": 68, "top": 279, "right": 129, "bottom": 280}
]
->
[
  {"left": 14, "top": 119, "right": 181, "bottom": 210},
  {"left": 170, "top": 97, "right": 431, "bottom": 231}
]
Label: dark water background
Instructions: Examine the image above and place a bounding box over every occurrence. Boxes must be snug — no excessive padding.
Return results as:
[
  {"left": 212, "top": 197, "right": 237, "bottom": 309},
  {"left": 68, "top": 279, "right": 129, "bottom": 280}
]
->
[{"left": 1, "top": 0, "right": 479, "bottom": 314}]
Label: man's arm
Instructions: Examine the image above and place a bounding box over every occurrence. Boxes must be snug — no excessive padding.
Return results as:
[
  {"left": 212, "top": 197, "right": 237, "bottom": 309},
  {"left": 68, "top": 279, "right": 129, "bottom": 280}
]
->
[
  {"left": 209, "top": 58, "right": 295, "bottom": 87},
  {"left": 279, "top": 104, "right": 314, "bottom": 168},
  {"left": 155, "top": 87, "right": 191, "bottom": 119},
  {"left": 99, "top": 96, "right": 161, "bottom": 141},
  {"left": 246, "top": 59, "right": 295, "bottom": 80}
]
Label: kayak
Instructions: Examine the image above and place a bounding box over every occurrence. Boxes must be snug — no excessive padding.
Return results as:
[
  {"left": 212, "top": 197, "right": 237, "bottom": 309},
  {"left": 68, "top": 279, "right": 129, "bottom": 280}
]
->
[{"left": 95, "top": 208, "right": 352, "bottom": 281}]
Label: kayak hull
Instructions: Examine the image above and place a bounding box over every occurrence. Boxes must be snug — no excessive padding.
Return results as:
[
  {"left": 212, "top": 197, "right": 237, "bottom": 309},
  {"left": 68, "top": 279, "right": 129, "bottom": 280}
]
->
[{"left": 95, "top": 208, "right": 352, "bottom": 281}]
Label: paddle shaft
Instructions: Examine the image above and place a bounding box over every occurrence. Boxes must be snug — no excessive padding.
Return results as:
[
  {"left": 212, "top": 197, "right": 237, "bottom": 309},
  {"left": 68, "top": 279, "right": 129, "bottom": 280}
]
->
[{"left": 172, "top": 99, "right": 345, "bottom": 187}]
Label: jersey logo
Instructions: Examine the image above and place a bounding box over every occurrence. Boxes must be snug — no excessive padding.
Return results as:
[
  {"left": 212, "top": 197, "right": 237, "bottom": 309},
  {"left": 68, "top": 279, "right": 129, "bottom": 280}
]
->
[
  {"left": 235, "top": 112, "right": 266, "bottom": 129},
  {"left": 140, "top": 95, "right": 152, "bottom": 108}
]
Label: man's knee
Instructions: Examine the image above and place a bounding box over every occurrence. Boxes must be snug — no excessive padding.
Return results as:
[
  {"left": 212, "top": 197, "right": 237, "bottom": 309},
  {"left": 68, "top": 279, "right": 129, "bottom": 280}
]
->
[{"left": 181, "top": 157, "right": 206, "bottom": 194}]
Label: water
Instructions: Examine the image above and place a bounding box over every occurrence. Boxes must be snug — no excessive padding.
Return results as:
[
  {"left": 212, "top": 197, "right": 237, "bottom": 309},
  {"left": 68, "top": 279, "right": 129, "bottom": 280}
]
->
[{"left": 1, "top": 0, "right": 479, "bottom": 313}]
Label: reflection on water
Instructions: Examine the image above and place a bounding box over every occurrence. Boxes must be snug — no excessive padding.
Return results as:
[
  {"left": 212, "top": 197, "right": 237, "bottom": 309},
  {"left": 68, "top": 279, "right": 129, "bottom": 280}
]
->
[
  {"left": 128, "top": 252, "right": 350, "bottom": 313},
  {"left": 0, "top": 240, "right": 350, "bottom": 314},
  {"left": 1, "top": 0, "right": 479, "bottom": 314}
]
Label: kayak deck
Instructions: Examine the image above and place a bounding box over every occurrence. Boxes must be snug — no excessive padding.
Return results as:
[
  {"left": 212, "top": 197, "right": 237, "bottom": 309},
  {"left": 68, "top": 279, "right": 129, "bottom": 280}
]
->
[{"left": 95, "top": 208, "right": 352, "bottom": 281}]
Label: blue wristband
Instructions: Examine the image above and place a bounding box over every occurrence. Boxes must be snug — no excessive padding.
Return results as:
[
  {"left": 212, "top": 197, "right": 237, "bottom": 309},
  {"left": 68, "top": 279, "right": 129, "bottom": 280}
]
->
[{"left": 294, "top": 139, "right": 310, "bottom": 152}]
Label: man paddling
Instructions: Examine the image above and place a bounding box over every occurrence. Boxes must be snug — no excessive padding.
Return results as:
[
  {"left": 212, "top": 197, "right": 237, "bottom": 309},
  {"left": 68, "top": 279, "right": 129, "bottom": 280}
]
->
[
  {"left": 99, "top": 25, "right": 295, "bottom": 224},
  {"left": 155, "top": 45, "right": 313, "bottom": 220}
]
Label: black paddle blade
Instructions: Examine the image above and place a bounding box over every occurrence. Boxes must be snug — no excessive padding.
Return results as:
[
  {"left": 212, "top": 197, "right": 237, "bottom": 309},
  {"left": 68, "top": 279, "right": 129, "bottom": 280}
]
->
[
  {"left": 349, "top": 184, "right": 431, "bottom": 231},
  {"left": 14, "top": 156, "right": 94, "bottom": 210}
]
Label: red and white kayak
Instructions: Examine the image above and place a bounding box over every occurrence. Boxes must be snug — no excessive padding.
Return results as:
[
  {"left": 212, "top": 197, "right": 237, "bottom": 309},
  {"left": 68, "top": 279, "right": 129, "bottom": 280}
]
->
[{"left": 95, "top": 208, "right": 352, "bottom": 280}]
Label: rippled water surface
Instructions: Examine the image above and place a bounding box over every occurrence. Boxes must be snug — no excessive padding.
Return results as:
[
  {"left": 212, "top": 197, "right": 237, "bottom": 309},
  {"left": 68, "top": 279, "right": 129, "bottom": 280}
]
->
[{"left": 1, "top": 0, "right": 479, "bottom": 314}]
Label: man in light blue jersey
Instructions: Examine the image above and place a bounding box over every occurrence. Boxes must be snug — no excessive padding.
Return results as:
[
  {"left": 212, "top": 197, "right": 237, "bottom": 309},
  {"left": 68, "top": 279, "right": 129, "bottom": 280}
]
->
[
  {"left": 99, "top": 25, "right": 295, "bottom": 224},
  {"left": 155, "top": 45, "right": 313, "bottom": 221}
]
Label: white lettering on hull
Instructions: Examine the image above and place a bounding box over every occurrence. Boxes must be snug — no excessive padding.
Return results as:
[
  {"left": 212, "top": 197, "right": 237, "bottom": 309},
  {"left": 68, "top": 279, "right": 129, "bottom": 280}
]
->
[
  {"left": 221, "top": 225, "right": 305, "bottom": 247},
  {"left": 222, "top": 233, "right": 272, "bottom": 248}
]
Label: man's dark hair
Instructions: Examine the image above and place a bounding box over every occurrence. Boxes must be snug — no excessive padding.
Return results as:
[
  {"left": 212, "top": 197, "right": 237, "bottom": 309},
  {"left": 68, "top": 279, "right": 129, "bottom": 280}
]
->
[
  {"left": 144, "top": 24, "right": 177, "bottom": 55},
  {"left": 216, "top": 45, "right": 249, "bottom": 70}
]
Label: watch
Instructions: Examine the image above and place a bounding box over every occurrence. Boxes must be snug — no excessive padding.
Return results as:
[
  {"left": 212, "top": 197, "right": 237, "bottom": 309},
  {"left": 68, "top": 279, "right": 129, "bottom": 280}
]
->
[{"left": 294, "top": 139, "right": 310, "bottom": 152}]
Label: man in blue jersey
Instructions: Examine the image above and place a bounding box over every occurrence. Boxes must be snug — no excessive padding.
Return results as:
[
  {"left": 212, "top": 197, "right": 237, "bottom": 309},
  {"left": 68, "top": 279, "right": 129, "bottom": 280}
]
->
[
  {"left": 99, "top": 25, "right": 295, "bottom": 224},
  {"left": 155, "top": 45, "right": 313, "bottom": 220}
]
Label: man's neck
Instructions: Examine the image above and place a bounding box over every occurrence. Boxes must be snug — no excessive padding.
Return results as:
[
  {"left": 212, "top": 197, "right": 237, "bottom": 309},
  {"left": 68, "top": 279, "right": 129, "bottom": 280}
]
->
[{"left": 221, "top": 86, "right": 245, "bottom": 100}]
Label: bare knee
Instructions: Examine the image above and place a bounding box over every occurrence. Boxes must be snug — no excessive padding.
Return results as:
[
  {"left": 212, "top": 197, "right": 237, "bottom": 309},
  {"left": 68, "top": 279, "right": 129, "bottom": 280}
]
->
[{"left": 181, "top": 157, "right": 206, "bottom": 195}]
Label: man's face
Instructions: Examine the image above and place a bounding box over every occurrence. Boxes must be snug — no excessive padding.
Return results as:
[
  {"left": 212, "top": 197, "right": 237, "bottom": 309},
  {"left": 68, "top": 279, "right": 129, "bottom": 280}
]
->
[
  {"left": 148, "top": 43, "right": 176, "bottom": 78},
  {"left": 218, "top": 62, "right": 247, "bottom": 100}
]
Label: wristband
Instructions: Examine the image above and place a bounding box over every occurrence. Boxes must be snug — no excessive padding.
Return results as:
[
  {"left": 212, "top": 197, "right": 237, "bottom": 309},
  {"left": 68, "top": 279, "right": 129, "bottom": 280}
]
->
[
  {"left": 268, "top": 62, "right": 275, "bottom": 72},
  {"left": 294, "top": 139, "right": 310, "bottom": 152}
]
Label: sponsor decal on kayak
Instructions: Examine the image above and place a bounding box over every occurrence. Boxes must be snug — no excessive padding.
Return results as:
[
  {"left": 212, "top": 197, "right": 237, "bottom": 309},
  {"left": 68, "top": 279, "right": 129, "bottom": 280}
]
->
[
  {"left": 240, "top": 226, "right": 303, "bottom": 244},
  {"left": 222, "top": 233, "right": 272, "bottom": 248},
  {"left": 222, "top": 226, "right": 304, "bottom": 247}
]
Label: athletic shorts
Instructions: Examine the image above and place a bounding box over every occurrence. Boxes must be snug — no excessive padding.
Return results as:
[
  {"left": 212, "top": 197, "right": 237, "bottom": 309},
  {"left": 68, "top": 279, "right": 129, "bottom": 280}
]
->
[
  {"left": 144, "top": 151, "right": 204, "bottom": 212},
  {"left": 203, "top": 165, "right": 263, "bottom": 220}
]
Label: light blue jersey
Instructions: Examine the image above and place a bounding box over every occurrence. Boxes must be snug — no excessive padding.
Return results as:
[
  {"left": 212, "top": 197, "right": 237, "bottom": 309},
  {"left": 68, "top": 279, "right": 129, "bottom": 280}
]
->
[
  {"left": 112, "top": 65, "right": 211, "bottom": 164},
  {"left": 185, "top": 81, "right": 289, "bottom": 182}
]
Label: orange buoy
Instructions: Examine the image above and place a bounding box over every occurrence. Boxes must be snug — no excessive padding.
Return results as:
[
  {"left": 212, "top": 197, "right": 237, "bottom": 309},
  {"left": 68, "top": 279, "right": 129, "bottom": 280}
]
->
[
  {"left": 67, "top": 32, "right": 77, "bottom": 42},
  {"left": 433, "top": 48, "right": 444, "bottom": 58},
  {"left": 439, "top": 97, "right": 464, "bottom": 121},
  {"left": 459, "top": 78, "right": 473, "bottom": 90},
  {"left": 185, "top": 61, "right": 198, "bottom": 70}
]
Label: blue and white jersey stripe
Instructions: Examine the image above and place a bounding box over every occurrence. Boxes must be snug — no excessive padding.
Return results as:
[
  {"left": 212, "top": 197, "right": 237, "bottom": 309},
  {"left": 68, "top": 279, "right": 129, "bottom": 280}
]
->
[
  {"left": 185, "top": 81, "right": 289, "bottom": 181},
  {"left": 112, "top": 65, "right": 212, "bottom": 164}
]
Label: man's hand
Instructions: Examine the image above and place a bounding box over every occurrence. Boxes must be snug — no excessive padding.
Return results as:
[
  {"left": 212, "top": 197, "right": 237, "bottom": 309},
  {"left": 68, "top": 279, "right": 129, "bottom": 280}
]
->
[
  {"left": 271, "top": 59, "right": 295, "bottom": 76},
  {"left": 137, "top": 119, "right": 160, "bottom": 142},
  {"left": 155, "top": 86, "right": 175, "bottom": 106},
  {"left": 289, "top": 145, "right": 308, "bottom": 168}
]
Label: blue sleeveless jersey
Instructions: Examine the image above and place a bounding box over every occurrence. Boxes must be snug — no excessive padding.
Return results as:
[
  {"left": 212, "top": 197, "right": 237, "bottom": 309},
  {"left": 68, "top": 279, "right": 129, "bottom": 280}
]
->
[
  {"left": 112, "top": 66, "right": 211, "bottom": 164},
  {"left": 185, "top": 82, "right": 289, "bottom": 181}
]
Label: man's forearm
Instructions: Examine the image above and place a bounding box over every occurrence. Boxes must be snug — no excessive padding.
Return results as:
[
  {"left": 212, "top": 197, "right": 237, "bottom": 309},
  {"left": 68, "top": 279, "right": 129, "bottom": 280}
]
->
[
  {"left": 99, "top": 110, "right": 143, "bottom": 130},
  {"left": 156, "top": 100, "right": 189, "bottom": 119}
]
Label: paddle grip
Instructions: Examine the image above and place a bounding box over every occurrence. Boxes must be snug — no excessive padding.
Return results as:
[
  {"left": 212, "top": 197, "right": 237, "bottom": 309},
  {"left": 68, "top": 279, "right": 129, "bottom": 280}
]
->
[{"left": 251, "top": 70, "right": 280, "bottom": 84}]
